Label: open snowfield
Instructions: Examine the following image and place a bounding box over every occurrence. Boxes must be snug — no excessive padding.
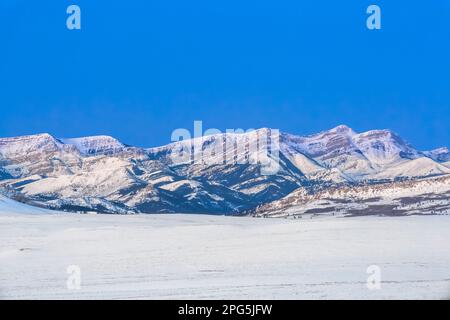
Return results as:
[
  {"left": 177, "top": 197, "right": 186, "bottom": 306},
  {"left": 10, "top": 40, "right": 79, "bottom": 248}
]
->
[{"left": 1, "top": 196, "right": 450, "bottom": 299}]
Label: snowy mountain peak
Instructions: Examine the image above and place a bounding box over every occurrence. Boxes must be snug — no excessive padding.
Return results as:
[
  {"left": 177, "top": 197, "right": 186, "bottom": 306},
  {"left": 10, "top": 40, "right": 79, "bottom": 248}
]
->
[
  {"left": 352, "top": 129, "right": 420, "bottom": 163},
  {"left": 30, "top": 133, "right": 54, "bottom": 139},
  {"left": 435, "top": 147, "right": 449, "bottom": 153},
  {"left": 424, "top": 147, "right": 450, "bottom": 163},
  {"left": 327, "top": 124, "right": 356, "bottom": 135},
  {"left": 0, "top": 133, "right": 62, "bottom": 157},
  {"left": 0, "top": 132, "right": 56, "bottom": 143},
  {"left": 60, "top": 136, "right": 125, "bottom": 156},
  {"left": 356, "top": 129, "right": 399, "bottom": 139}
]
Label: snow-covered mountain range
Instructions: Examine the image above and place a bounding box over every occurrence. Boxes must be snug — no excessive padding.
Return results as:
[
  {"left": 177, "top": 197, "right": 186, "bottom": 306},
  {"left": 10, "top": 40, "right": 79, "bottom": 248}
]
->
[{"left": 0, "top": 125, "right": 449, "bottom": 215}]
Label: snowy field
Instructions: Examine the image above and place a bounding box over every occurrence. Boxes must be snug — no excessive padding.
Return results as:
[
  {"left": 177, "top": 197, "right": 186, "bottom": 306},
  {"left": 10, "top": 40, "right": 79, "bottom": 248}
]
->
[{"left": 1, "top": 196, "right": 450, "bottom": 300}]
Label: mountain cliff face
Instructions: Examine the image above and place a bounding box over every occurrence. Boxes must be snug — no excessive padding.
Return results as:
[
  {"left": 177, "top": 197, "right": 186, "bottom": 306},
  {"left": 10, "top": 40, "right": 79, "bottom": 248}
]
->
[{"left": 0, "top": 126, "right": 449, "bottom": 215}]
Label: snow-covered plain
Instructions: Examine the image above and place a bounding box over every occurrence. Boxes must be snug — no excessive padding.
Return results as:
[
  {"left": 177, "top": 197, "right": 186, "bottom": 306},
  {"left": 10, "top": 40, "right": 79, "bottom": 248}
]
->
[{"left": 1, "top": 196, "right": 450, "bottom": 299}]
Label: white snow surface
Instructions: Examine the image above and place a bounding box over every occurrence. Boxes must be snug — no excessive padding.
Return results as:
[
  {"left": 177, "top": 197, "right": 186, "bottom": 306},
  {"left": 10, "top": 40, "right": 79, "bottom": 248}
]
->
[{"left": 1, "top": 198, "right": 450, "bottom": 299}]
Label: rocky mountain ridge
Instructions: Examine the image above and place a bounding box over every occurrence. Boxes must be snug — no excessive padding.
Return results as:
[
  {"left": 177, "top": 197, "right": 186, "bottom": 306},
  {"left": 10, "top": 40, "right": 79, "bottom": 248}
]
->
[{"left": 0, "top": 125, "right": 449, "bottom": 215}]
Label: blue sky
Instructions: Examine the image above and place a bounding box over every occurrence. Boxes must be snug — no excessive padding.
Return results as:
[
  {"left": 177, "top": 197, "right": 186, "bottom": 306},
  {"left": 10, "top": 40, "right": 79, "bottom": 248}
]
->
[{"left": 0, "top": 1, "right": 449, "bottom": 150}]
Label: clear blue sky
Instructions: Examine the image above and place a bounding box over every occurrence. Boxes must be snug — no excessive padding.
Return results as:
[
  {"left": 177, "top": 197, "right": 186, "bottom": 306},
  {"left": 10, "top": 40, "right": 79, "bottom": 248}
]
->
[{"left": 0, "top": 1, "right": 449, "bottom": 150}]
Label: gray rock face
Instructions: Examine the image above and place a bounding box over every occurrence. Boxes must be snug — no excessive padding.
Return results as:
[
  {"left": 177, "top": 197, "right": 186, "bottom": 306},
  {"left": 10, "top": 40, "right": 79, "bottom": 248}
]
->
[{"left": 0, "top": 126, "right": 449, "bottom": 214}]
